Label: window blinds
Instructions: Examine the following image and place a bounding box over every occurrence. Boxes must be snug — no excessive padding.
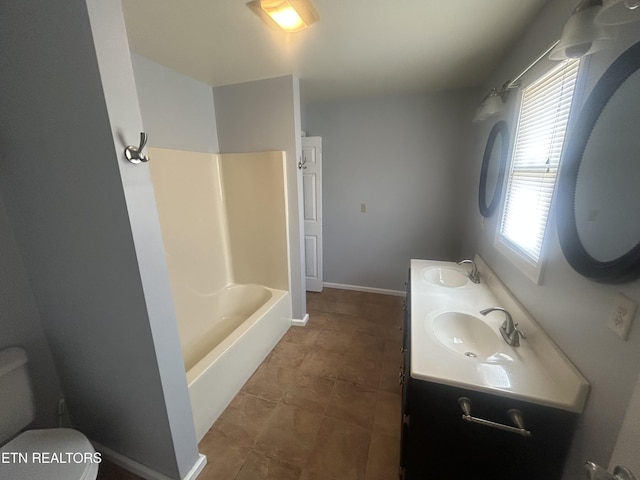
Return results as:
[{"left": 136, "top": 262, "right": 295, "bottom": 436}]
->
[{"left": 499, "top": 58, "right": 580, "bottom": 264}]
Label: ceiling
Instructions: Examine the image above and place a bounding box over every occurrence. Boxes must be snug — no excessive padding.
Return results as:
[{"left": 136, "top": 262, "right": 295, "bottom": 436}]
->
[{"left": 122, "top": 0, "right": 550, "bottom": 102}]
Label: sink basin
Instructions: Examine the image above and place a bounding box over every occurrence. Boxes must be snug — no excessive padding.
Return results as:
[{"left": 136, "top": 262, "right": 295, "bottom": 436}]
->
[
  {"left": 423, "top": 267, "right": 468, "bottom": 287},
  {"left": 410, "top": 259, "right": 590, "bottom": 413},
  {"left": 431, "top": 312, "right": 500, "bottom": 359}
]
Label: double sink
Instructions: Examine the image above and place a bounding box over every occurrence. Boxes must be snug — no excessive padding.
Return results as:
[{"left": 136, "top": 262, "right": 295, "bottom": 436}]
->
[{"left": 410, "top": 257, "right": 589, "bottom": 413}]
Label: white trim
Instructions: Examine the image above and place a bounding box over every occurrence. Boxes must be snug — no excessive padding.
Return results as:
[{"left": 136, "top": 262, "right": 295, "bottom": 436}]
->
[
  {"left": 322, "top": 282, "right": 405, "bottom": 297},
  {"left": 93, "top": 442, "right": 207, "bottom": 480},
  {"left": 494, "top": 234, "right": 544, "bottom": 285},
  {"left": 292, "top": 313, "right": 309, "bottom": 326},
  {"left": 182, "top": 454, "right": 207, "bottom": 480}
]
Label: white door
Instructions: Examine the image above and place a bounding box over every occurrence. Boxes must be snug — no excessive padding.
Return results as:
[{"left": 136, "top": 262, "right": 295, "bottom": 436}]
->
[{"left": 301, "top": 136, "right": 323, "bottom": 292}]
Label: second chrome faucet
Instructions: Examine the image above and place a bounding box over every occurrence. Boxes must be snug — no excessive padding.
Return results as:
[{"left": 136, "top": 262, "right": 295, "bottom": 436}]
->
[
  {"left": 457, "top": 259, "right": 480, "bottom": 284},
  {"left": 480, "top": 306, "right": 526, "bottom": 347}
]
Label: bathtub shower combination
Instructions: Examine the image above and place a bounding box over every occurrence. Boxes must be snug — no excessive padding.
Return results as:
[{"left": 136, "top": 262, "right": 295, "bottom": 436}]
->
[{"left": 149, "top": 148, "right": 293, "bottom": 441}]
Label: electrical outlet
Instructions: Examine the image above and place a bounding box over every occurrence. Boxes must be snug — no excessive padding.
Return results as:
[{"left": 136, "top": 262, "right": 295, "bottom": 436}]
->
[
  {"left": 607, "top": 293, "right": 637, "bottom": 340},
  {"left": 360, "top": 203, "right": 366, "bottom": 213}
]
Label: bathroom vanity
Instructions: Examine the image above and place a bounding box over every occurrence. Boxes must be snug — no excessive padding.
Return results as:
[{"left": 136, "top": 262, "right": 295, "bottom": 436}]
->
[{"left": 399, "top": 258, "right": 589, "bottom": 480}]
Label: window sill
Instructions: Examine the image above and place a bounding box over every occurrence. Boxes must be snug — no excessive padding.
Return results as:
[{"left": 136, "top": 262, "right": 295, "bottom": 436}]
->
[{"left": 494, "top": 234, "right": 544, "bottom": 285}]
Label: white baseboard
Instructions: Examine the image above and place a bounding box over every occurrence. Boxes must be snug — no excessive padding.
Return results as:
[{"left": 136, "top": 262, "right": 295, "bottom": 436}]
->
[
  {"left": 322, "top": 282, "right": 405, "bottom": 297},
  {"left": 291, "top": 313, "right": 309, "bottom": 326},
  {"left": 94, "top": 441, "right": 207, "bottom": 480},
  {"left": 184, "top": 454, "right": 207, "bottom": 480}
]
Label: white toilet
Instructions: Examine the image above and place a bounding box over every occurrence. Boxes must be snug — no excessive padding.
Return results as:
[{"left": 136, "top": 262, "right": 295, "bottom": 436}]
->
[{"left": 0, "top": 347, "right": 99, "bottom": 480}]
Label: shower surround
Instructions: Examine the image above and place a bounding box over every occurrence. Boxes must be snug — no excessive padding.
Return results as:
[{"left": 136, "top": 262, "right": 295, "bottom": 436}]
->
[{"left": 149, "top": 147, "right": 292, "bottom": 441}]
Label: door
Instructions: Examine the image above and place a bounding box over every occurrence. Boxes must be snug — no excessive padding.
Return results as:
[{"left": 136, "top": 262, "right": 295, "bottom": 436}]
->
[{"left": 301, "top": 136, "right": 323, "bottom": 292}]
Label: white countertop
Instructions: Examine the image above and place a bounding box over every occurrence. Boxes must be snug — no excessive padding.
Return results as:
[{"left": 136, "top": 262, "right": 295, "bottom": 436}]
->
[{"left": 410, "top": 257, "right": 590, "bottom": 413}]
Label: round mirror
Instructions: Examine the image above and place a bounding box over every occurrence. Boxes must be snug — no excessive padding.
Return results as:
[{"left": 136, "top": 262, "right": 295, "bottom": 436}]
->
[
  {"left": 479, "top": 121, "right": 509, "bottom": 217},
  {"left": 557, "top": 40, "right": 640, "bottom": 282}
]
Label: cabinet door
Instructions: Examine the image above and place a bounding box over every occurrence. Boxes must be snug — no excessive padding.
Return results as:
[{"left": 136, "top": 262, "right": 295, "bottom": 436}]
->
[{"left": 405, "top": 381, "right": 577, "bottom": 480}]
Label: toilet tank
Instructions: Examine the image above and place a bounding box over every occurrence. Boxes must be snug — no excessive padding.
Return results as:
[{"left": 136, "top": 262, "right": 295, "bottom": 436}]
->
[{"left": 0, "top": 347, "right": 36, "bottom": 445}]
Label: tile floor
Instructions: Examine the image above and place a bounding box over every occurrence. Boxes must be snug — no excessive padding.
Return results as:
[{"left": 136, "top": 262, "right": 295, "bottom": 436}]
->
[{"left": 98, "top": 288, "right": 404, "bottom": 480}]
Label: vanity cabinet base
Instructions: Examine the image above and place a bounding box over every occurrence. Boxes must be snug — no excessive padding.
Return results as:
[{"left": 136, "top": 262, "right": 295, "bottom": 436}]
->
[{"left": 400, "top": 379, "right": 578, "bottom": 480}]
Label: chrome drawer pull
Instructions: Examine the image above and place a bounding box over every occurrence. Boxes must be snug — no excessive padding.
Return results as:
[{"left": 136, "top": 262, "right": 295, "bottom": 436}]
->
[{"left": 458, "top": 397, "right": 531, "bottom": 437}]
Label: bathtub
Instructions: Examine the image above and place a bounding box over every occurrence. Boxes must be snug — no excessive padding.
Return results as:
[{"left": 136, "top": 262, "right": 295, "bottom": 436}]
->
[
  {"left": 184, "top": 284, "right": 291, "bottom": 441},
  {"left": 149, "top": 148, "right": 293, "bottom": 441}
]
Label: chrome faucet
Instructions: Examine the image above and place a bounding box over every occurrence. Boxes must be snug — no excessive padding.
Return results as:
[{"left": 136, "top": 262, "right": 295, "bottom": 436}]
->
[
  {"left": 480, "top": 307, "right": 526, "bottom": 347},
  {"left": 457, "top": 259, "right": 480, "bottom": 284}
]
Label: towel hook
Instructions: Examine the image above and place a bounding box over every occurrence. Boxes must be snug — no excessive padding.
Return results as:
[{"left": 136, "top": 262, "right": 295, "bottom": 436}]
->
[{"left": 125, "top": 132, "right": 150, "bottom": 164}]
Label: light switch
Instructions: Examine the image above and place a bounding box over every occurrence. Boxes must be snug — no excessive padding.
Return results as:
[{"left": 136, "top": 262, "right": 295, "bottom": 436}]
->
[
  {"left": 607, "top": 293, "right": 637, "bottom": 340},
  {"left": 360, "top": 203, "right": 366, "bottom": 213}
]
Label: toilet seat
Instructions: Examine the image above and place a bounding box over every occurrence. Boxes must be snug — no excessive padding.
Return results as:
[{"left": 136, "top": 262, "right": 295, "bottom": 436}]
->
[{"left": 0, "top": 428, "right": 99, "bottom": 480}]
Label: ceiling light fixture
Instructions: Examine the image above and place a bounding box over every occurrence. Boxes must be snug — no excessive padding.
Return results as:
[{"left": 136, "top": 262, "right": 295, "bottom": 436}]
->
[
  {"left": 596, "top": 0, "right": 640, "bottom": 25},
  {"left": 549, "top": 0, "right": 609, "bottom": 60},
  {"left": 247, "top": 0, "right": 319, "bottom": 33}
]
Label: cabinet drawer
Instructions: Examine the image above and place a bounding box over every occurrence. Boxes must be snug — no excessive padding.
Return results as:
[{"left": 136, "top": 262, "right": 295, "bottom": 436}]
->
[{"left": 404, "top": 379, "right": 578, "bottom": 480}]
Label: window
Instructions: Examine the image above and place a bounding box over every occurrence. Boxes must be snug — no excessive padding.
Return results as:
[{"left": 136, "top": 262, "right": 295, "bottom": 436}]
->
[{"left": 496, "top": 58, "right": 581, "bottom": 283}]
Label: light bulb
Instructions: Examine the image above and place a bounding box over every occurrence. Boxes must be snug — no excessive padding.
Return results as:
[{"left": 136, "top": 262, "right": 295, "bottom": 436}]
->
[
  {"left": 566, "top": 43, "right": 592, "bottom": 58},
  {"left": 269, "top": 6, "right": 305, "bottom": 31}
]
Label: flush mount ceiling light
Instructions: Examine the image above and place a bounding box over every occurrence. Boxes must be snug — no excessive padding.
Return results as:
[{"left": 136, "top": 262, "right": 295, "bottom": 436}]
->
[
  {"left": 596, "top": 0, "right": 640, "bottom": 25},
  {"left": 549, "top": 0, "right": 609, "bottom": 60},
  {"left": 247, "top": 0, "right": 319, "bottom": 33}
]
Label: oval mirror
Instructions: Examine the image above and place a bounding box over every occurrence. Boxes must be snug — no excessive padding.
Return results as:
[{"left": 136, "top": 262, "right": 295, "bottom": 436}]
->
[
  {"left": 479, "top": 121, "right": 509, "bottom": 217},
  {"left": 557, "top": 40, "right": 640, "bottom": 282}
]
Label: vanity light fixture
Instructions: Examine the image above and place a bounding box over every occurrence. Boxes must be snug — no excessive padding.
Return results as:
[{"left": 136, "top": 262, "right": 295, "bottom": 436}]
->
[
  {"left": 549, "top": 0, "right": 609, "bottom": 60},
  {"left": 476, "top": 0, "right": 609, "bottom": 121},
  {"left": 247, "top": 0, "right": 319, "bottom": 33},
  {"left": 472, "top": 88, "right": 508, "bottom": 122},
  {"left": 596, "top": 0, "right": 640, "bottom": 25},
  {"left": 473, "top": 40, "right": 561, "bottom": 123}
]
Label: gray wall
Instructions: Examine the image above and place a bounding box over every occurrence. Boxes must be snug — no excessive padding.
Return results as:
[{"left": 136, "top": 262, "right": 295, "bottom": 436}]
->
[
  {"left": 460, "top": 2, "right": 640, "bottom": 478},
  {"left": 214, "top": 76, "right": 307, "bottom": 320},
  {"left": 0, "top": 196, "right": 62, "bottom": 431},
  {"left": 0, "top": 1, "right": 199, "bottom": 478},
  {"left": 131, "top": 53, "right": 219, "bottom": 153},
  {"left": 302, "top": 91, "right": 477, "bottom": 291}
]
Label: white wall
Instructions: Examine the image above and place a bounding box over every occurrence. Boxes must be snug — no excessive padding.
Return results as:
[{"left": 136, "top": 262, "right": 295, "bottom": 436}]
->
[
  {"left": 214, "top": 75, "right": 306, "bottom": 320},
  {"left": 0, "top": 1, "right": 200, "bottom": 478},
  {"left": 302, "top": 91, "right": 477, "bottom": 291},
  {"left": 221, "top": 152, "right": 290, "bottom": 290},
  {"left": 460, "top": 2, "right": 640, "bottom": 478},
  {"left": 610, "top": 371, "right": 640, "bottom": 475},
  {"left": 149, "top": 148, "right": 290, "bottom": 366},
  {"left": 131, "top": 53, "right": 219, "bottom": 153},
  {"left": 149, "top": 148, "right": 232, "bottom": 301}
]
